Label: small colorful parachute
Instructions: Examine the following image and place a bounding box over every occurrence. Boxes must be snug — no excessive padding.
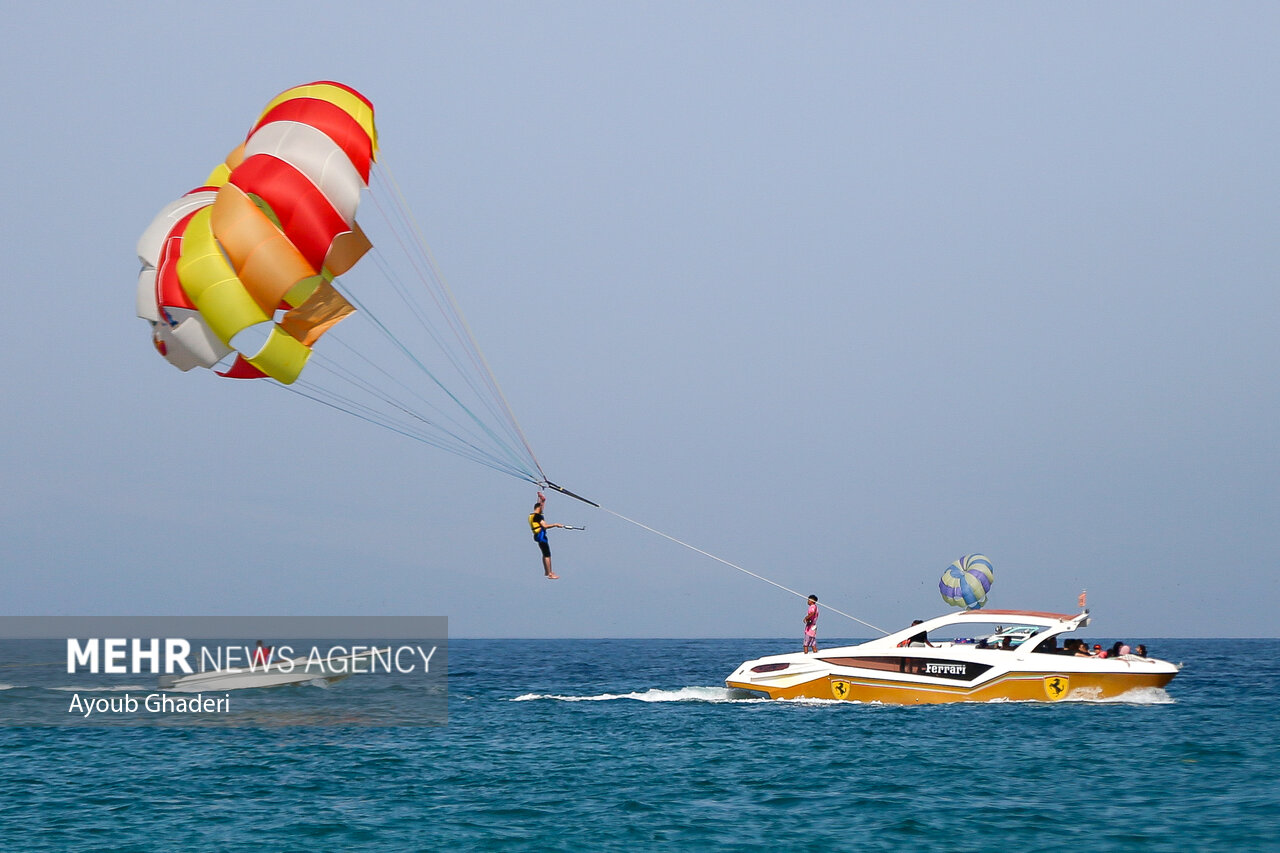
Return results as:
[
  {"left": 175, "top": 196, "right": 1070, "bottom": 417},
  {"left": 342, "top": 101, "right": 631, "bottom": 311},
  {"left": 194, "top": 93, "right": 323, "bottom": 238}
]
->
[
  {"left": 939, "top": 554, "right": 994, "bottom": 610},
  {"left": 137, "top": 81, "right": 377, "bottom": 384}
]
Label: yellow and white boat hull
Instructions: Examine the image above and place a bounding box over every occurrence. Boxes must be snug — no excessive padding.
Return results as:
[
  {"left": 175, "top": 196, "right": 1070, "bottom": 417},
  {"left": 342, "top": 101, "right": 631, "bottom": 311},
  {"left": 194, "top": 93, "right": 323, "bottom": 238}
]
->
[{"left": 726, "top": 609, "right": 1179, "bottom": 704}]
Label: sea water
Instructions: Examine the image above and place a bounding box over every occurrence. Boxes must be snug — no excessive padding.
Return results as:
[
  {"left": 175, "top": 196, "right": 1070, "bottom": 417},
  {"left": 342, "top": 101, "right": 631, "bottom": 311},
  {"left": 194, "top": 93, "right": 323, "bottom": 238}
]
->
[{"left": 2, "top": 638, "right": 1278, "bottom": 851}]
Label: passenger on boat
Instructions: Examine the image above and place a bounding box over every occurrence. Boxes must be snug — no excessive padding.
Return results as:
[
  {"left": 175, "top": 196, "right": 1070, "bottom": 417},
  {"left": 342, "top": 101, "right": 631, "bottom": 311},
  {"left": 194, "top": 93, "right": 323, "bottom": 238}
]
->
[
  {"left": 252, "top": 640, "right": 272, "bottom": 666},
  {"left": 1032, "top": 635, "right": 1059, "bottom": 654},
  {"left": 1108, "top": 642, "right": 1125, "bottom": 659},
  {"left": 1136, "top": 644, "right": 1148, "bottom": 658},
  {"left": 897, "top": 620, "right": 934, "bottom": 648}
]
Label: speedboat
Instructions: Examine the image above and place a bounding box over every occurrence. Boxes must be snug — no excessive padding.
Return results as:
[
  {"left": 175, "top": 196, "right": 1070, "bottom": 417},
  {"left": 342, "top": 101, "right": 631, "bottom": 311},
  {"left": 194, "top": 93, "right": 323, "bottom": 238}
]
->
[
  {"left": 157, "top": 647, "right": 389, "bottom": 692},
  {"left": 725, "top": 610, "right": 1179, "bottom": 703}
]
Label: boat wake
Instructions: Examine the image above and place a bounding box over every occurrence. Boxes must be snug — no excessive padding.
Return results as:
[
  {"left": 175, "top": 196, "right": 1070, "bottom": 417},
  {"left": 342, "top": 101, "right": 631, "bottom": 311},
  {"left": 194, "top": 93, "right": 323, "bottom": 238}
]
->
[
  {"left": 512, "top": 686, "right": 771, "bottom": 703},
  {"left": 1065, "top": 686, "right": 1175, "bottom": 705}
]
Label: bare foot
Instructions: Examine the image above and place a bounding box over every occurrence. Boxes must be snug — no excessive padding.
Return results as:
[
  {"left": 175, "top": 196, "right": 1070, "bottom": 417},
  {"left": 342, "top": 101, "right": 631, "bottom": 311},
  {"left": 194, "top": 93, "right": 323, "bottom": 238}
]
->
[{"left": 546, "top": 573, "right": 560, "bottom": 580}]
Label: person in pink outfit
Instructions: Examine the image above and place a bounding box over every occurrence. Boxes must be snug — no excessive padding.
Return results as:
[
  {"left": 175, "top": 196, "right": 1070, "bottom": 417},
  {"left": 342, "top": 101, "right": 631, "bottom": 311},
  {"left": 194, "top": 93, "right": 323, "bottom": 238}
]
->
[{"left": 803, "top": 595, "right": 819, "bottom": 653}]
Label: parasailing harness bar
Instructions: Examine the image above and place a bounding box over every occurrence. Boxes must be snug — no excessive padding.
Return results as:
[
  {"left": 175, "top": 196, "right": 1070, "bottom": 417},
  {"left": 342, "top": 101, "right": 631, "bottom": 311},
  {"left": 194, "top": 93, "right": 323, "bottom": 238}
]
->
[{"left": 541, "top": 481, "right": 600, "bottom": 508}]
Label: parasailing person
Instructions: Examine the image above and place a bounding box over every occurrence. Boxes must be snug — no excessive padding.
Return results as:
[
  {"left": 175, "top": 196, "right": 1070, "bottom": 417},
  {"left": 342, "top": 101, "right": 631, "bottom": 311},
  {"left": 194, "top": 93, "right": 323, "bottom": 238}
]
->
[{"left": 529, "top": 491, "right": 566, "bottom": 579}]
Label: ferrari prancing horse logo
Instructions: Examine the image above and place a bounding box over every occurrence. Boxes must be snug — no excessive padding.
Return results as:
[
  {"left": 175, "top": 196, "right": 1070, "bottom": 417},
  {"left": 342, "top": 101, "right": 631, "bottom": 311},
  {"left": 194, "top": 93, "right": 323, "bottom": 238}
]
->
[
  {"left": 830, "top": 679, "right": 852, "bottom": 700},
  {"left": 1043, "top": 674, "right": 1070, "bottom": 701}
]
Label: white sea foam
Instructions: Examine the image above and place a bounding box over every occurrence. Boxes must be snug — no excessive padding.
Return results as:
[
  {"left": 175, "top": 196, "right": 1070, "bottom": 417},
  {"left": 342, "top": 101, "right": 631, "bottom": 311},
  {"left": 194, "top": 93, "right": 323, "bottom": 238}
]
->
[
  {"left": 49, "top": 684, "right": 151, "bottom": 693},
  {"left": 0, "top": 683, "right": 13, "bottom": 691},
  {"left": 512, "top": 686, "right": 772, "bottom": 703},
  {"left": 1068, "top": 686, "right": 1175, "bottom": 705}
]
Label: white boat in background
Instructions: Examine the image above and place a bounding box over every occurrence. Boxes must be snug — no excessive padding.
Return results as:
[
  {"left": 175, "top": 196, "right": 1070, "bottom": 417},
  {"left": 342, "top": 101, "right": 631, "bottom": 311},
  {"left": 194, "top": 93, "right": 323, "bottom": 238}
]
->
[
  {"left": 726, "top": 610, "right": 1179, "bottom": 703},
  {"left": 157, "top": 647, "right": 389, "bottom": 692}
]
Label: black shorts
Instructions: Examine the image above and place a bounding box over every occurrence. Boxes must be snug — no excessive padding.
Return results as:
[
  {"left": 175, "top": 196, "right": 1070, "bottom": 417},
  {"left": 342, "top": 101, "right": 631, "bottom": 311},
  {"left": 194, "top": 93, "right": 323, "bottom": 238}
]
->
[{"left": 536, "top": 540, "right": 551, "bottom": 558}]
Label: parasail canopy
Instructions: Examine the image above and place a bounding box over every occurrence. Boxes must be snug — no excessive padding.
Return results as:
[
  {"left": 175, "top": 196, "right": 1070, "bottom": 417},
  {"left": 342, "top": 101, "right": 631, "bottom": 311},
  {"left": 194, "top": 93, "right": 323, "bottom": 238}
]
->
[
  {"left": 939, "top": 554, "right": 994, "bottom": 610},
  {"left": 138, "top": 81, "right": 375, "bottom": 385},
  {"left": 137, "top": 82, "right": 549, "bottom": 487}
]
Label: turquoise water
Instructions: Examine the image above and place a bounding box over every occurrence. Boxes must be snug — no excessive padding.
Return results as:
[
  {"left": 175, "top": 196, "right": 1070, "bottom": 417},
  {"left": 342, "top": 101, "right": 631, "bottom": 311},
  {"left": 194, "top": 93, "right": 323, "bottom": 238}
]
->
[{"left": 3, "top": 638, "right": 1278, "bottom": 851}]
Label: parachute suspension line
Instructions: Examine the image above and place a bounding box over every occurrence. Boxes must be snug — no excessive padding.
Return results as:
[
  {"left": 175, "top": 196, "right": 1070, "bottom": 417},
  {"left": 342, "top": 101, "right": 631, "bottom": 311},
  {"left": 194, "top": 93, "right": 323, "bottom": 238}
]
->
[
  {"left": 372, "top": 159, "right": 533, "bottom": 462},
  {"left": 369, "top": 156, "right": 547, "bottom": 483},
  {"left": 331, "top": 276, "right": 538, "bottom": 481},
  {"left": 319, "top": 330, "right": 485, "bottom": 439},
  {"left": 301, "top": 353, "right": 537, "bottom": 482},
  {"left": 596, "top": 504, "right": 889, "bottom": 635},
  {"left": 360, "top": 247, "right": 532, "bottom": 463},
  {"left": 266, "top": 377, "right": 541, "bottom": 484},
  {"left": 358, "top": 213, "right": 512, "bottom": 441},
  {"left": 314, "top": 320, "right": 541, "bottom": 482}
]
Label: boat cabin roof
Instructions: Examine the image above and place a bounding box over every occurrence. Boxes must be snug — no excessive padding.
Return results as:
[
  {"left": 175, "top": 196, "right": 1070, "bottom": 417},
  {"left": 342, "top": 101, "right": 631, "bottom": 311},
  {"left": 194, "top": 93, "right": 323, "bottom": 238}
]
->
[{"left": 880, "top": 608, "right": 1088, "bottom": 645}]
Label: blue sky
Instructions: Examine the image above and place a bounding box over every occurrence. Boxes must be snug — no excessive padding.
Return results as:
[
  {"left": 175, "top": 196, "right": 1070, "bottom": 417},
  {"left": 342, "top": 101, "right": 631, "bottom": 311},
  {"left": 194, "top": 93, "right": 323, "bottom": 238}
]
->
[{"left": 2, "top": 3, "right": 1276, "bottom": 637}]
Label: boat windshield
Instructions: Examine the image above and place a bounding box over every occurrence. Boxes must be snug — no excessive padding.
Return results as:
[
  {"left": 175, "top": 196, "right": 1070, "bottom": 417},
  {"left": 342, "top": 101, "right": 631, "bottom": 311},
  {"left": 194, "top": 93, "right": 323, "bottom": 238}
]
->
[{"left": 922, "top": 621, "right": 1046, "bottom": 650}]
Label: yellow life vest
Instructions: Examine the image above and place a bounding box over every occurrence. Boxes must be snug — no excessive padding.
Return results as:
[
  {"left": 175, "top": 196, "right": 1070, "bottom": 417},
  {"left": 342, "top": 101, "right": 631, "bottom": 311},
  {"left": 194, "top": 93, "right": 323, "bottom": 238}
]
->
[{"left": 530, "top": 512, "right": 548, "bottom": 542}]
